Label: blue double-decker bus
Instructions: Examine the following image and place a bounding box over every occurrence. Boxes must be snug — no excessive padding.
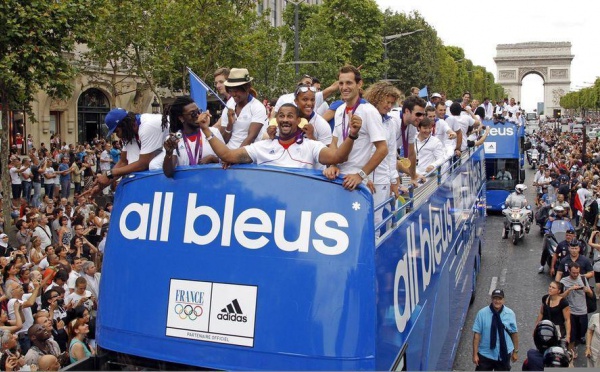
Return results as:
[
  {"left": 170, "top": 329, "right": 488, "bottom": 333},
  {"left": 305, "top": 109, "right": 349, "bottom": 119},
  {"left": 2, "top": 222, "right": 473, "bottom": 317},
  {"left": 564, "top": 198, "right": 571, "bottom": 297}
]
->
[
  {"left": 85, "top": 145, "right": 486, "bottom": 371},
  {"left": 483, "top": 119, "right": 526, "bottom": 212}
]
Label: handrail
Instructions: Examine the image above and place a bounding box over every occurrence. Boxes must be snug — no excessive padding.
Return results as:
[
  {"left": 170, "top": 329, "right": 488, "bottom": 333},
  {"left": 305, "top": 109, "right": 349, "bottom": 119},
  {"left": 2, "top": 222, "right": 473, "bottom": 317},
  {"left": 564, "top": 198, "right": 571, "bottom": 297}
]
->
[{"left": 374, "top": 146, "right": 480, "bottom": 246}]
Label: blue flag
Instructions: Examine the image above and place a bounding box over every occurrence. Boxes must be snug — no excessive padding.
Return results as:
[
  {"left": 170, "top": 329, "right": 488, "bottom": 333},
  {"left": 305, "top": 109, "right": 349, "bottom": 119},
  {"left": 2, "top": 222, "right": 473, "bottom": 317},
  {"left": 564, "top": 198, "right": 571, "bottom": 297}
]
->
[
  {"left": 419, "top": 86, "right": 428, "bottom": 98},
  {"left": 187, "top": 67, "right": 227, "bottom": 111},
  {"left": 188, "top": 68, "right": 208, "bottom": 111}
]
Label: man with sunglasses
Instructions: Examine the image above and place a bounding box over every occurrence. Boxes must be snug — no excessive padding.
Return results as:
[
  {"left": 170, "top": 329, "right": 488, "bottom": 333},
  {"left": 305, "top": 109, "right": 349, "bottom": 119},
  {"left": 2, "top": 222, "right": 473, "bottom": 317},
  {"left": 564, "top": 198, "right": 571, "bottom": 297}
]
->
[
  {"left": 92, "top": 108, "right": 169, "bottom": 194},
  {"left": 157, "top": 96, "right": 223, "bottom": 177},
  {"left": 390, "top": 95, "right": 427, "bottom": 186}
]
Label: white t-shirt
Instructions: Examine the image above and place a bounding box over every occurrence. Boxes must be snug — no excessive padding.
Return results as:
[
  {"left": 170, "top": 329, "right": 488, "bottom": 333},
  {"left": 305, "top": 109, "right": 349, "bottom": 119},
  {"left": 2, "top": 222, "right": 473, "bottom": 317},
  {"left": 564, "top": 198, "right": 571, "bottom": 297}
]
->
[
  {"left": 219, "top": 97, "right": 235, "bottom": 125},
  {"left": 415, "top": 135, "right": 446, "bottom": 175},
  {"left": 65, "top": 289, "right": 94, "bottom": 311},
  {"left": 8, "top": 295, "right": 34, "bottom": 336},
  {"left": 44, "top": 167, "right": 59, "bottom": 185},
  {"left": 123, "top": 113, "right": 169, "bottom": 166},
  {"left": 33, "top": 225, "right": 52, "bottom": 249},
  {"left": 222, "top": 96, "right": 267, "bottom": 149},
  {"left": 244, "top": 138, "right": 326, "bottom": 169},
  {"left": 67, "top": 271, "right": 81, "bottom": 291},
  {"left": 389, "top": 109, "right": 417, "bottom": 157},
  {"left": 100, "top": 150, "right": 112, "bottom": 171},
  {"left": 371, "top": 115, "right": 398, "bottom": 185},
  {"left": 9, "top": 167, "right": 21, "bottom": 185},
  {"left": 316, "top": 101, "right": 330, "bottom": 116},
  {"left": 20, "top": 166, "right": 32, "bottom": 182},
  {"left": 150, "top": 128, "right": 224, "bottom": 170},
  {"left": 308, "top": 113, "right": 333, "bottom": 146},
  {"left": 433, "top": 118, "right": 452, "bottom": 151},
  {"left": 273, "top": 92, "right": 325, "bottom": 114},
  {"left": 333, "top": 101, "right": 386, "bottom": 175},
  {"left": 453, "top": 114, "right": 475, "bottom": 151},
  {"left": 443, "top": 116, "right": 461, "bottom": 155}
]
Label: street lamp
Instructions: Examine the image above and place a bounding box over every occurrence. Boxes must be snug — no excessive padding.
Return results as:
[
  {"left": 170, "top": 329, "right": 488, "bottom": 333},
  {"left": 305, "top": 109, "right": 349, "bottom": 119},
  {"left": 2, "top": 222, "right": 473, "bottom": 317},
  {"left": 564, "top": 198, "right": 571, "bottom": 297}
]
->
[
  {"left": 287, "top": 0, "right": 306, "bottom": 76},
  {"left": 383, "top": 29, "right": 424, "bottom": 79},
  {"left": 151, "top": 96, "right": 160, "bottom": 114}
]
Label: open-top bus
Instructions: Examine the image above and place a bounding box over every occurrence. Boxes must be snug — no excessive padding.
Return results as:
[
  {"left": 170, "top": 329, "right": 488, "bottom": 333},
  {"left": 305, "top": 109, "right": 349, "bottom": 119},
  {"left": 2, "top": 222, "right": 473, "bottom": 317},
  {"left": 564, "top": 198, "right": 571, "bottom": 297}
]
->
[{"left": 79, "top": 145, "right": 486, "bottom": 371}]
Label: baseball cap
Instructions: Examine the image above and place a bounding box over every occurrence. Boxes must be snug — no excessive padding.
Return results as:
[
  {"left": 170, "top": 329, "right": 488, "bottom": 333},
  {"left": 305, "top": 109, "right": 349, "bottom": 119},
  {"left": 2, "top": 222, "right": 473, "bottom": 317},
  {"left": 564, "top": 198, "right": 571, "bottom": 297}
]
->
[
  {"left": 491, "top": 289, "right": 504, "bottom": 298},
  {"left": 431, "top": 93, "right": 442, "bottom": 99},
  {"left": 566, "top": 229, "right": 576, "bottom": 234},
  {"left": 569, "top": 240, "right": 580, "bottom": 246},
  {"left": 104, "top": 108, "right": 128, "bottom": 137}
]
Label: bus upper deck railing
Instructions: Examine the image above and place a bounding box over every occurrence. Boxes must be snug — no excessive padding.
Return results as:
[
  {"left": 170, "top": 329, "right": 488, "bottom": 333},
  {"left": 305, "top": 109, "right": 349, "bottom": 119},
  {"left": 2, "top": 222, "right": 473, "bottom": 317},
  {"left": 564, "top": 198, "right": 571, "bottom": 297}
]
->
[{"left": 374, "top": 147, "right": 478, "bottom": 246}]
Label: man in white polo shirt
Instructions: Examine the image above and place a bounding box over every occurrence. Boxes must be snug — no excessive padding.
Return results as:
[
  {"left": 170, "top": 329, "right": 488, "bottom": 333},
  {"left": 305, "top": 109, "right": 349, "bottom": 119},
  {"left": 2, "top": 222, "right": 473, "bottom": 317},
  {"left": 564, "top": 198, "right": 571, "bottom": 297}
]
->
[
  {"left": 323, "top": 65, "right": 388, "bottom": 191},
  {"left": 200, "top": 104, "right": 360, "bottom": 169}
]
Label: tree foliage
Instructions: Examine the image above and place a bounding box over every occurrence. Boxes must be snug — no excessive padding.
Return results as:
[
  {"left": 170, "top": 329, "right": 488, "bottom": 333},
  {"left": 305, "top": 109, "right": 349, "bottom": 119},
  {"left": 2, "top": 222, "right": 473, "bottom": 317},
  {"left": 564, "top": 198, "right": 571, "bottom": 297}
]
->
[
  {"left": 0, "top": 0, "right": 97, "bottom": 231},
  {"left": 561, "top": 78, "right": 600, "bottom": 116}
]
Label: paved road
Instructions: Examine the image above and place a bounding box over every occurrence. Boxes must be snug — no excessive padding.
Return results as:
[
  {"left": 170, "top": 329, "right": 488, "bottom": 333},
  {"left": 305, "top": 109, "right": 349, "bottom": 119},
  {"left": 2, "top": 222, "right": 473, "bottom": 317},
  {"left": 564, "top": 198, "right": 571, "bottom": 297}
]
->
[{"left": 453, "top": 128, "right": 594, "bottom": 370}]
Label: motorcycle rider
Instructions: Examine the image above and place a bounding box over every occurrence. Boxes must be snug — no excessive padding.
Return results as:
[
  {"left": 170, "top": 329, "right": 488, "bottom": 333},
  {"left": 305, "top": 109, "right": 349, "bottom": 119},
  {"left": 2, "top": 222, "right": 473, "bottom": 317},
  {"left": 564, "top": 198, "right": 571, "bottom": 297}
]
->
[
  {"left": 502, "top": 184, "right": 532, "bottom": 239},
  {"left": 522, "top": 320, "right": 561, "bottom": 371}
]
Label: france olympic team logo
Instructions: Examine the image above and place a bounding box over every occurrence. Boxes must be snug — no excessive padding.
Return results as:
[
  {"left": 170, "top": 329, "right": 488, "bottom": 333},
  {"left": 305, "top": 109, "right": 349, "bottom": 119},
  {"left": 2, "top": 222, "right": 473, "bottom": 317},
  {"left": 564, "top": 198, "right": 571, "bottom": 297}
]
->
[{"left": 174, "top": 303, "right": 204, "bottom": 320}]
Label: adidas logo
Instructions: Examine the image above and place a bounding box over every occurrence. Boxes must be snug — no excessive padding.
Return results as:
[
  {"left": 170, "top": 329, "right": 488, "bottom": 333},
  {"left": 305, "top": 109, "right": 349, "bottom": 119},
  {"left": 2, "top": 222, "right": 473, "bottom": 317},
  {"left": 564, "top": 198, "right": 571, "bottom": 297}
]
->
[{"left": 217, "top": 299, "right": 248, "bottom": 323}]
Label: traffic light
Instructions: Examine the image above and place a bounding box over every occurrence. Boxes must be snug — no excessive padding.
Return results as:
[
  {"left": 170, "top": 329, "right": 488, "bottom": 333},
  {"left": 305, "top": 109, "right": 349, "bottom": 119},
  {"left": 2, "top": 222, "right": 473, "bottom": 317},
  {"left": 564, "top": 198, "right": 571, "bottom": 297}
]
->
[{"left": 553, "top": 109, "right": 561, "bottom": 118}]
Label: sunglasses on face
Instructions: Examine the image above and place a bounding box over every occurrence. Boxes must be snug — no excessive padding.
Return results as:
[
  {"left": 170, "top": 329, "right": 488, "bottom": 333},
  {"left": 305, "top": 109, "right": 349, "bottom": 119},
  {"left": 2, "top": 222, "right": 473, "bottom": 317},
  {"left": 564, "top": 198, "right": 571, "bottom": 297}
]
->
[
  {"left": 414, "top": 111, "right": 425, "bottom": 117},
  {"left": 185, "top": 109, "right": 202, "bottom": 117}
]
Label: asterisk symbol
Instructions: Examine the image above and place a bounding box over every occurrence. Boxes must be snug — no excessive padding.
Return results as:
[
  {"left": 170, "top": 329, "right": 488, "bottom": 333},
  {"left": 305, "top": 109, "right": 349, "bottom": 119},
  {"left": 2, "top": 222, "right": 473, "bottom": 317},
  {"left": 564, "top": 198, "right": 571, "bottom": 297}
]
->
[{"left": 352, "top": 202, "right": 361, "bottom": 211}]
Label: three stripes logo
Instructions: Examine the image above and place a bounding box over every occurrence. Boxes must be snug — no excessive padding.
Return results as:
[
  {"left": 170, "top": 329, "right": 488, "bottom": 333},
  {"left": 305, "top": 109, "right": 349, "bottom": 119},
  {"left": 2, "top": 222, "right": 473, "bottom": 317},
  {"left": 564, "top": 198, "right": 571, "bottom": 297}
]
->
[{"left": 217, "top": 299, "right": 248, "bottom": 323}]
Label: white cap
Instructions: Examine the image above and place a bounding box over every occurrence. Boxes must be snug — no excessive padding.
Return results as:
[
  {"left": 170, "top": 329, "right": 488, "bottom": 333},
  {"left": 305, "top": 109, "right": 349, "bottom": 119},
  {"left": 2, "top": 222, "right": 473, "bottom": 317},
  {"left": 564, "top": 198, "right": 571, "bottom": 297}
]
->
[{"left": 431, "top": 93, "right": 442, "bottom": 99}]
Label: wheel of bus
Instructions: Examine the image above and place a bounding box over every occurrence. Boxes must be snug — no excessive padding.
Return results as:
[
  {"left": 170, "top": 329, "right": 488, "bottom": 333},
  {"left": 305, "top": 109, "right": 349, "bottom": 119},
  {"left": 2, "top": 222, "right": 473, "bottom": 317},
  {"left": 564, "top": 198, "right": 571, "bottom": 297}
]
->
[
  {"left": 512, "top": 231, "right": 518, "bottom": 245},
  {"left": 470, "top": 263, "right": 477, "bottom": 305}
]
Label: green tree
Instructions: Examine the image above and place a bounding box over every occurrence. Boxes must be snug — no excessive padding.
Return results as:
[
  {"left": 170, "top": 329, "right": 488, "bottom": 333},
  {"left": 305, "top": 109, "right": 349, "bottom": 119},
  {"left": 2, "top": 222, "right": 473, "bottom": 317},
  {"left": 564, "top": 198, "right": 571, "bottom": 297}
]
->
[
  {"left": 83, "top": 0, "right": 273, "bottom": 109},
  {"left": 381, "top": 10, "right": 437, "bottom": 93},
  {"left": 0, "top": 0, "right": 97, "bottom": 231},
  {"left": 318, "top": 0, "right": 385, "bottom": 83}
]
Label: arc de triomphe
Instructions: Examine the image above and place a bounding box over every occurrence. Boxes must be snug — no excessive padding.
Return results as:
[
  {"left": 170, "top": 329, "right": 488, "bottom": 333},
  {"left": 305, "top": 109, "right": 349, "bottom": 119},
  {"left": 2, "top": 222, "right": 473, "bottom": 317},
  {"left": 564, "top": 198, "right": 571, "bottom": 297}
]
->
[{"left": 494, "top": 42, "right": 573, "bottom": 115}]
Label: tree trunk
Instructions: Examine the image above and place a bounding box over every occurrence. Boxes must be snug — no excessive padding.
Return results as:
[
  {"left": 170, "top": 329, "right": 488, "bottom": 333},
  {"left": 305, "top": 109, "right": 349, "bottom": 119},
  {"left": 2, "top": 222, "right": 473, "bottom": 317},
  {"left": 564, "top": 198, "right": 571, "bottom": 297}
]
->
[{"left": 1, "top": 87, "right": 13, "bottom": 234}]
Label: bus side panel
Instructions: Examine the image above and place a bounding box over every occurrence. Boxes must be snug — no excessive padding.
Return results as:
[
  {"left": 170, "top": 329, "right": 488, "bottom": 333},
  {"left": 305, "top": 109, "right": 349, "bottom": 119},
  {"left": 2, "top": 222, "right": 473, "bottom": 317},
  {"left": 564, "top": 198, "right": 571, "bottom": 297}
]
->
[
  {"left": 375, "top": 146, "right": 486, "bottom": 370},
  {"left": 96, "top": 166, "right": 378, "bottom": 370}
]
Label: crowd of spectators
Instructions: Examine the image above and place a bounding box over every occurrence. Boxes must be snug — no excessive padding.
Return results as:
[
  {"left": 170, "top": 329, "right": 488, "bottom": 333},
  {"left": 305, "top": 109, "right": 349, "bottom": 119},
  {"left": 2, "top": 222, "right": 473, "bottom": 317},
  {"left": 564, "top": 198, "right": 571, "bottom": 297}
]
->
[{"left": 0, "top": 136, "right": 108, "bottom": 370}]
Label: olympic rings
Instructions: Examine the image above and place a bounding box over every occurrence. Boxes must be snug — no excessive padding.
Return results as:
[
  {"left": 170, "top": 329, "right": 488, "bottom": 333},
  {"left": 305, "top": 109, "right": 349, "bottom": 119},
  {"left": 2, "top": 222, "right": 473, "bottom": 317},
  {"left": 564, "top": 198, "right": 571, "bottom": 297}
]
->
[{"left": 174, "top": 303, "right": 203, "bottom": 320}]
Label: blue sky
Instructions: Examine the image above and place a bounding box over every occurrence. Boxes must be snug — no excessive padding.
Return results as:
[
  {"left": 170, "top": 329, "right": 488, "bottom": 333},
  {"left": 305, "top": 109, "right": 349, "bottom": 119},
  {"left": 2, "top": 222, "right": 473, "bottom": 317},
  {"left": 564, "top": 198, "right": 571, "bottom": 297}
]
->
[{"left": 375, "top": 0, "right": 600, "bottom": 111}]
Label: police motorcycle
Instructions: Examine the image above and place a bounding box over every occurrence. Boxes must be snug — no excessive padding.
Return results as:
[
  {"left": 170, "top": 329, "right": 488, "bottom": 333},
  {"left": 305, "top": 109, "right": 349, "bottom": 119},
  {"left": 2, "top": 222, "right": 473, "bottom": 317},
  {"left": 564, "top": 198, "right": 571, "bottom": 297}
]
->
[
  {"left": 529, "top": 148, "right": 540, "bottom": 169},
  {"left": 502, "top": 185, "right": 532, "bottom": 245},
  {"left": 534, "top": 189, "right": 555, "bottom": 236},
  {"left": 541, "top": 213, "right": 570, "bottom": 271}
]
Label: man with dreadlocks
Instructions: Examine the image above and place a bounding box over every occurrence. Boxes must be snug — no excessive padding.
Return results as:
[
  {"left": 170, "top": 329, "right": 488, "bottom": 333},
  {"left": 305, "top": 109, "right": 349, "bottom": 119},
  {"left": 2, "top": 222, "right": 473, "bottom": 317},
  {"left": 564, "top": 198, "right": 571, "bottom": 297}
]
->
[
  {"left": 92, "top": 107, "right": 169, "bottom": 192},
  {"left": 151, "top": 96, "right": 223, "bottom": 177},
  {"left": 200, "top": 103, "right": 359, "bottom": 169}
]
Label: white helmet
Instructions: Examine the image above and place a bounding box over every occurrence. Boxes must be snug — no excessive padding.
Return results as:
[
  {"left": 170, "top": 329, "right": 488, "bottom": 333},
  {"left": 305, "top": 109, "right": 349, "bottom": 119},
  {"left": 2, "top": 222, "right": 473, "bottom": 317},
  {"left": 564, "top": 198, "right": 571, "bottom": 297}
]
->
[
  {"left": 515, "top": 184, "right": 527, "bottom": 194},
  {"left": 553, "top": 205, "right": 565, "bottom": 213}
]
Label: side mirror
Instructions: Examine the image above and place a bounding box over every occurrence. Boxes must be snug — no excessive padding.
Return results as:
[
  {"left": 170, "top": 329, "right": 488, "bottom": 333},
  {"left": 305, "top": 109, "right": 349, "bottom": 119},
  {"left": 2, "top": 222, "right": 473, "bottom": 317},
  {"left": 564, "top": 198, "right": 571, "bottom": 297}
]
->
[
  {"left": 526, "top": 205, "right": 531, "bottom": 210},
  {"left": 501, "top": 204, "right": 506, "bottom": 209}
]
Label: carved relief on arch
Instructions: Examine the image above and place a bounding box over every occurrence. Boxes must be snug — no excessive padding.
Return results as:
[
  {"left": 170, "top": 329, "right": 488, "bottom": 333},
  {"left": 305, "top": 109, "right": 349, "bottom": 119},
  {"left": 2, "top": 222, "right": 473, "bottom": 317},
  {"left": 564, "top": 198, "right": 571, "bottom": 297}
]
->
[{"left": 519, "top": 67, "right": 547, "bottom": 82}]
